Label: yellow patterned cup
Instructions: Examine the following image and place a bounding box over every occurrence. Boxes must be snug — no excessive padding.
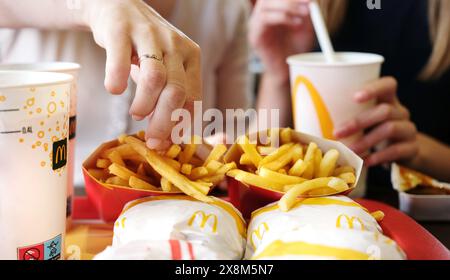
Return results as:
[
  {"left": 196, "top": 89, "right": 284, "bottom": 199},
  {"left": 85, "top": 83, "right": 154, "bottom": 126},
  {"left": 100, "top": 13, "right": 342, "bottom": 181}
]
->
[{"left": 0, "top": 71, "right": 72, "bottom": 260}]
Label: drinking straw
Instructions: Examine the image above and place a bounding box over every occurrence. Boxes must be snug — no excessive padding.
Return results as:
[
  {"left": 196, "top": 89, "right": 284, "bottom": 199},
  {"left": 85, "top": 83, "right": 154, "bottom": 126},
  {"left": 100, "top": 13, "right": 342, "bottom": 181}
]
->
[{"left": 309, "top": 0, "right": 336, "bottom": 63}]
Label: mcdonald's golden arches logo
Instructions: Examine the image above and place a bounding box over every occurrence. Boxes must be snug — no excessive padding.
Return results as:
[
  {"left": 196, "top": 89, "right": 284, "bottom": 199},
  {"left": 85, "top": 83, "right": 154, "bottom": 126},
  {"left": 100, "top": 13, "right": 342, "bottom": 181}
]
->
[
  {"left": 52, "top": 138, "right": 67, "bottom": 170},
  {"left": 188, "top": 211, "right": 218, "bottom": 233},
  {"left": 291, "top": 76, "right": 335, "bottom": 140},
  {"left": 250, "top": 222, "right": 269, "bottom": 249},
  {"left": 336, "top": 214, "right": 366, "bottom": 231}
]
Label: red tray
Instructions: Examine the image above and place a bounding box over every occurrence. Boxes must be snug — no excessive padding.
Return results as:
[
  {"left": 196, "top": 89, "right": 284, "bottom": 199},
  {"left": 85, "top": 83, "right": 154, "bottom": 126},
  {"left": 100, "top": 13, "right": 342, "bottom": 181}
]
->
[{"left": 73, "top": 196, "right": 450, "bottom": 260}]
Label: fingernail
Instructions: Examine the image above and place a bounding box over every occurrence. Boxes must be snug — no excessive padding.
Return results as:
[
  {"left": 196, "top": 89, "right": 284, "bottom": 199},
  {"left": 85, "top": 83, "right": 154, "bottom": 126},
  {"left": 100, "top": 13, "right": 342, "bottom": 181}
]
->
[
  {"left": 363, "top": 156, "right": 374, "bottom": 167},
  {"left": 334, "top": 127, "right": 347, "bottom": 138},
  {"left": 132, "top": 114, "right": 144, "bottom": 121},
  {"left": 354, "top": 91, "right": 369, "bottom": 102},
  {"left": 146, "top": 138, "right": 162, "bottom": 149}
]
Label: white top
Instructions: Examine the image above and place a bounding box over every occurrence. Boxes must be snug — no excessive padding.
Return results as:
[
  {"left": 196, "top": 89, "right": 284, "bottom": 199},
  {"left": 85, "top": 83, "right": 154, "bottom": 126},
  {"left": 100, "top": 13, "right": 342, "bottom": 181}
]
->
[{"left": 0, "top": 0, "right": 253, "bottom": 187}]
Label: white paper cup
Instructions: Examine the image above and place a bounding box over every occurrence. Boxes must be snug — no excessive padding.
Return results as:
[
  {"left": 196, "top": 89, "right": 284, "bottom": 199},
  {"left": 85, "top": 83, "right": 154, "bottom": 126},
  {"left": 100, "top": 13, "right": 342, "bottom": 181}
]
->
[
  {"left": 287, "top": 52, "right": 384, "bottom": 197},
  {"left": 0, "top": 63, "right": 80, "bottom": 226},
  {"left": 0, "top": 71, "right": 72, "bottom": 260},
  {"left": 287, "top": 52, "right": 384, "bottom": 144}
]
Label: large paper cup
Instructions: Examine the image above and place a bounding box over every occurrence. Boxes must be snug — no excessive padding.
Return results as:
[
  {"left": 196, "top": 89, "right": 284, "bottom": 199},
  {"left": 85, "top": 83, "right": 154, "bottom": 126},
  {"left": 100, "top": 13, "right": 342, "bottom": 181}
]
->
[
  {"left": 0, "top": 71, "right": 72, "bottom": 259},
  {"left": 288, "top": 52, "right": 383, "bottom": 197},
  {"left": 0, "top": 63, "right": 80, "bottom": 226},
  {"left": 287, "top": 52, "right": 384, "bottom": 143}
]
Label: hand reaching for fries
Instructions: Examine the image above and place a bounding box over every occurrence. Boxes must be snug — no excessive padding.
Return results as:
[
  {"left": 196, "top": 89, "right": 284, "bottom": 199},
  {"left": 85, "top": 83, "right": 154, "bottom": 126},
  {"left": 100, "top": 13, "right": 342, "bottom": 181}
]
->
[
  {"left": 87, "top": 131, "right": 235, "bottom": 203},
  {"left": 79, "top": 0, "right": 202, "bottom": 150},
  {"left": 225, "top": 128, "right": 357, "bottom": 211}
]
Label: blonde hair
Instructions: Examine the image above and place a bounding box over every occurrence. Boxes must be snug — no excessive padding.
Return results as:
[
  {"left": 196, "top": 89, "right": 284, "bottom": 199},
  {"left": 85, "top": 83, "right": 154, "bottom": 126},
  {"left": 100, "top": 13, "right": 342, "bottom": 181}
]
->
[{"left": 318, "top": 0, "right": 450, "bottom": 80}]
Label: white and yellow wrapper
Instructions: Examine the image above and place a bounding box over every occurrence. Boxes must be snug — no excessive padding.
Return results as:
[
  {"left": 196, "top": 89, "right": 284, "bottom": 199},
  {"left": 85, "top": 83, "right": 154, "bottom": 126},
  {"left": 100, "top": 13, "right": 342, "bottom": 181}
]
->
[
  {"left": 246, "top": 196, "right": 405, "bottom": 260},
  {"left": 96, "top": 195, "right": 246, "bottom": 260},
  {"left": 94, "top": 239, "right": 229, "bottom": 260}
]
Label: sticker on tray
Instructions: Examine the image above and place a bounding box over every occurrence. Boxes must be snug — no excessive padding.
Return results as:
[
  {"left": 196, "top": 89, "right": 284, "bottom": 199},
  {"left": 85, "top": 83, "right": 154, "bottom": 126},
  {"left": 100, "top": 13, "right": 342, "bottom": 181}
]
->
[{"left": 17, "top": 234, "right": 62, "bottom": 260}]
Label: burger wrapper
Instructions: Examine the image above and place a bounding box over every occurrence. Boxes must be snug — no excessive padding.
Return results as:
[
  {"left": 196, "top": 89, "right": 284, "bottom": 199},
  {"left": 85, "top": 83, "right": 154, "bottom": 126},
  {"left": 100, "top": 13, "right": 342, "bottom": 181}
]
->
[
  {"left": 246, "top": 195, "right": 406, "bottom": 260},
  {"left": 94, "top": 239, "right": 230, "bottom": 260},
  {"left": 95, "top": 195, "right": 246, "bottom": 260},
  {"left": 391, "top": 163, "right": 450, "bottom": 194}
]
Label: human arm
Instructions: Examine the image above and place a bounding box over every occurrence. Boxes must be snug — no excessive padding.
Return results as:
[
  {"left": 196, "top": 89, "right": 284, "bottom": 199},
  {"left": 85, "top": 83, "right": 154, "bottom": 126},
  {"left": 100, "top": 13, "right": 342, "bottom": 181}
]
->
[{"left": 0, "top": 0, "right": 202, "bottom": 149}]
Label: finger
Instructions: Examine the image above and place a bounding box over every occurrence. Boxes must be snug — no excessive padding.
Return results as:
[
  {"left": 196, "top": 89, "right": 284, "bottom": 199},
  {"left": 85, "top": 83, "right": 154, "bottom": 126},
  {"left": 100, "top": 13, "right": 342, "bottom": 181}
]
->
[
  {"left": 104, "top": 34, "right": 132, "bottom": 94},
  {"left": 130, "top": 53, "right": 166, "bottom": 120},
  {"left": 354, "top": 76, "right": 398, "bottom": 103},
  {"left": 335, "top": 103, "right": 409, "bottom": 138},
  {"left": 130, "top": 64, "right": 140, "bottom": 84},
  {"left": 349, "top": 121, "right": 417, "bottom": 155},
  {"left": 129, "top": 33, "right": 167, "bottom": 120},
  {"left": 145, "top": 54, "right": 187, "bottom": 149},
  {"left": 183, "top": 46, "right": 202, "bottom": 112},
  {"left": 364, "top": 140, "right": 419, "bottom": 167},
  {"left": 204, "top": 132, "right": 228, "bottom": 146},
  {"left": 257, "top": 10, "right": 304, "bottom": 26},
  {"left": 259, "top": 0, "right": 309, "bottom": 16}
]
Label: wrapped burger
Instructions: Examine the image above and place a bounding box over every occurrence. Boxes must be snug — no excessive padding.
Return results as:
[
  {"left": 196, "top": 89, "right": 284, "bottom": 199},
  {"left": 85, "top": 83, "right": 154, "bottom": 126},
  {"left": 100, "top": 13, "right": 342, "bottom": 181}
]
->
[
  {"left": 246, "top": 195, "right": 406, "bottom": 260},
  {"left": 94, "top": 240, "right": 226, "bottom": 260},
  {"left": 95, "top": 195, "right": 246, "bottom": 260}
]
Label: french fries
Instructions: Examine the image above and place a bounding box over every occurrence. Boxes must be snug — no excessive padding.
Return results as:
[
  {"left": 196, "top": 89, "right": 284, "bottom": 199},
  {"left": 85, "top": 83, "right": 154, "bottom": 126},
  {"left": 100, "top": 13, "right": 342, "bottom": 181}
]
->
[
  {"left": 228, "top": 169, "right": 284, "bottom": 191},
  {"left": 258, "top": 167, "right": 307, "bottom": 185},
  {"left": 318, "top": 149, "right": 339, "bottom": 178},
  {"left": 86, "top": 131, "right": 233, "bottom": 203},
  {"left": 165, "top": 144, "right": 182, "bottom": 159},
  {"left": 280, "top": 128, "right": 292, "bottom": 144},
  {"left": 205, "top": 160, "right": 222, "bottom": 174},
  {"left": 160, "top": 177, "right": 173, "bottom": 192},
  {"left": 108, "top": 150, "right": 125, "bottom": 166},
  {"left": 237, "top": 136, "right": 262, "bottom": 167},
  {"left": 189, "top": 166, "right": 209, "bottom": 180},
  {"left": 88, "top": 168, "right": 109, "bottom": 181},
  {"left": 86, "top": 128, "right": 358, "bottom": 208},
  {"left": 181, "top": 163, "right": 193, "bottom": 175},
  {"left": 225, "top": 128, "right": 358, "bottom": 212},
  {"left": 302, "top": 142, "right": 318, "bottom": 179},
  {"left": 129, "top": 176, "right": 159, "bottom": 191},
  {"left": 279, "top": 177, "right": 349, "bottom": 211},
  {"left": 105, "top": 176, "right": 128, "bottom": 186},
  {"left": 371, "top": 210, "right": 385, "bottom": 222},
  {"left": 338, "top": 172, "right": 356, "bottom": 184},
  {"left": 96, "top": 159, "right": 111, "bottom": 169},
  {"left": 333, "top": 165, "right": 355, "bottom": 176},
  {"left": 203, "top": 144, "right": 227, "bottom": 166}
]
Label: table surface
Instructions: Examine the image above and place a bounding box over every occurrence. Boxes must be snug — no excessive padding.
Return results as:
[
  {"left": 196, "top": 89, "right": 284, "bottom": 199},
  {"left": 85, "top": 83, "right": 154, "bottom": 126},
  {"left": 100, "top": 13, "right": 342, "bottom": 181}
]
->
[{"left": 73, "top": 187, "right": 450, "bottom": 250}]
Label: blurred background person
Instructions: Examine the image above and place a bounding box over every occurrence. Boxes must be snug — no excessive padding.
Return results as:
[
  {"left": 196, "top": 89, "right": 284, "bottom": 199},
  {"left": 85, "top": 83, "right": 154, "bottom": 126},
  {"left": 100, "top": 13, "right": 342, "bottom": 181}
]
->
[{"left": 249, "top": 0, "right": 450, "bottom": 203}]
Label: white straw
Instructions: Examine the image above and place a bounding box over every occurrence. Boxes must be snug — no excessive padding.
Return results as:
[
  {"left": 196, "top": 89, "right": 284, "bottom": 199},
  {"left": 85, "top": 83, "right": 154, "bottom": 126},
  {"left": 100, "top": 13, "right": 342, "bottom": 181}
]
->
[{"left": 309, "top": 0, "right": 336, "bottom": 63}]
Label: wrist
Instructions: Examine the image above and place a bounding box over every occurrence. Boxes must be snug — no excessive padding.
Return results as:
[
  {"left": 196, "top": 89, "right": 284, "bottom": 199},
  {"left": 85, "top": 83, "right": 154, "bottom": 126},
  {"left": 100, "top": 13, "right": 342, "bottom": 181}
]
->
[
  {"left": 77, "top": 0, "right": 102, "bottom": 29},
  {"left": 262, "top": 71, "right": 291, "bottom": 90}
]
